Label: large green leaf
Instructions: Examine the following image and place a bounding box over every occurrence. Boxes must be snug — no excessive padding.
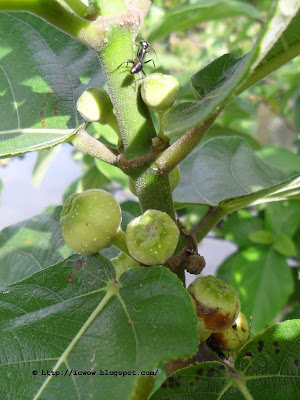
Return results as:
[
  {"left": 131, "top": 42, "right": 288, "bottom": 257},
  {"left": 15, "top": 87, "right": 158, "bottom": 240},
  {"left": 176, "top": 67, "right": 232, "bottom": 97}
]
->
[
  {"left": 0, "top": 255, "right": 199, "bottom": 400},
  {"left": 222, "top": 209, "right": 264, "bottom": 248},
  {"left": 203, "top": 125, "right": 262, "bottom": 150},
  {"left": 164, "top": 1, "right": 300, "bottom": 135},
  {"left": 256, "top": 146, "right": 300, "bottom": 175},
  {"left": 173, "top": 137, "right": 300, "bottom": 210},
  {"left": 264, "top": 200, "right": 300, "bottom": 236},
  {"left": 148, "top": 0, "right": 261, "bottom": 42},
  {"left": 150, "top": 320, "right": 300, "bottom": 400},
  {"left": 0, "top": 12, "right": 104, "bottom": 157},
  {"left": 95, "top": 158, "right": 129, "bottom": 188},
  {"left": 217, "top": 247, "right": 294, "bottom": 333},
  {"left": 0, "top": 207, "right": 73, "bottom": 288}
]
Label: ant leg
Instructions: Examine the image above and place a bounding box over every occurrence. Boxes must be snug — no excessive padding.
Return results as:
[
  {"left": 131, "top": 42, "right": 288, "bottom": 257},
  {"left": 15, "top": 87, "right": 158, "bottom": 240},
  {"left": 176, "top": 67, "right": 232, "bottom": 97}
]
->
[
  {"left": 135, "top": 70, "right": 146, "bottom": 85},
  {"left": 144, "top": 59, "right": 155, "bottom": 67},
  {"left": 112, "top": 60, "right": 134, "bottom": 73}
]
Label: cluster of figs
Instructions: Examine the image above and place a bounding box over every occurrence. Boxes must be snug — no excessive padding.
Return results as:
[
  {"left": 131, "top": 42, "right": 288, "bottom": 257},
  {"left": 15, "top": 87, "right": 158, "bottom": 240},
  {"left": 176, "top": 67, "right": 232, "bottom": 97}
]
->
[{"left": 60, "top": 188, "right": 249, "bottom": 356}]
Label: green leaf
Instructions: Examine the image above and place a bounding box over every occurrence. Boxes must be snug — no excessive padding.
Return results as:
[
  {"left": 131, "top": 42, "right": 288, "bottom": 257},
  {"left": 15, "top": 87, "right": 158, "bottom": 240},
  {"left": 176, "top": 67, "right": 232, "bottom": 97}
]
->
[
  {"left": 216, "top": 251, "right": 240, "bottom": 284},
  {"left": 120, "top": 200, "right": 141, "bottom": 218},
  {"left": 256, "top": 146, "right": 300, "bottom": 174},
  {"left": 222, "top": 209, "right": 264, "bottom": 248},
  {"left": 294, "top": 90, "right": 300, "bottom": 132},
  {"left": 62, "top": 164, "right": 109, "bottom": 202},
  {"left": 217, "top": 247, "right": 294, "bottom": 333},
  {"left": 273, "top": 233, "right": 297, "bottom": 257},
  {"left": 121, "top": 210, "right": 135, "bottom": 231},
  {"left": 294, "top": 227, "right": 300, "bottom": 259},
  {"left": 286, "top": 268, "right": 300, "bottom": 306},
  {"left": 283, "top": 304, "right": 300, "bottom": 320},
  {"left": 32, "top": 146, "right": 62, "bottom": 188},
  {"left": 148, "top": 0, "right": 261, "bottom": 42},
  {"left": 265, "top": 200, "right": 300, "bottom": 236},
  {"left": 164, "top": 1, "right": 300, "bottom": 136},
  {"left": 150, "top": 320, "right": 300, "bottom": 400},
  {"left": 248, "top": 230, "right": 275, "bottom": 244},
  {"left": 0, "top": 12, "right": 104, "bottom": 157},
  {"left": 0, "top": 255, "right": 199, "bottom": 400},
  {"left": 234, "top": 320, "right": 300, "bottom": 398},
  {"left": 173, "top": 137, "right": 300, "bottom": 210},
  {"left": 203, "top": 125, "right": 262, "bottom": 150},
  {"left": 95, "top": 158, "right": 129, "bottom": 187},
  {"left": 0, "top": 207, "right": 73, "bottom": 288}
]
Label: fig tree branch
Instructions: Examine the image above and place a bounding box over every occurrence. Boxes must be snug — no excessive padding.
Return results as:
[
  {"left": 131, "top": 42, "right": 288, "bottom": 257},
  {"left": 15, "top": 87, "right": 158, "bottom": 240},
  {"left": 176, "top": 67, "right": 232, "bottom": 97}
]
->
[
  {"left": 190, "top": 206, "right": 227, "bottom": 243},
  {"left": 71, "top": 126, "right": 118, "bottom": 165},
  {"left": 0, "top": 0, "right": 94, "bottom": 41},
  {"left": 155, "top": 113, "right": 219, "bottom": 173},
  {"left": 0, "top": 0, "right": 150, "bottom": 53}
]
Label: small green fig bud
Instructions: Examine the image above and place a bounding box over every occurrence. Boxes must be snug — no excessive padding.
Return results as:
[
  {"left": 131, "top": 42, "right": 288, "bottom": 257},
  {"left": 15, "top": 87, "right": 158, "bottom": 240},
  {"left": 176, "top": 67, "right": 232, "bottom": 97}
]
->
[
  {"left": 128, "top": 166, "right": 180, "bottom": 196},
  {"left": 141, "top": 73, "right": 179, "bottom": 112},
  {"left": 211, "top": 311, "right": 249, "bottom": 353},
  {"left": 60, "top": 189, "right": 121, "bottom": 255},
  {"left": 77, "top": 87, "right": 113, "bottom": 123},
  {"left": 126, "top": 209, "right": 180, "bottom": 265},
  {"left": 111, "top": 252, "right": 139, "bottom": 280},
  {"left": 188, "top": 275, "right": 240, "bottom": 337}
]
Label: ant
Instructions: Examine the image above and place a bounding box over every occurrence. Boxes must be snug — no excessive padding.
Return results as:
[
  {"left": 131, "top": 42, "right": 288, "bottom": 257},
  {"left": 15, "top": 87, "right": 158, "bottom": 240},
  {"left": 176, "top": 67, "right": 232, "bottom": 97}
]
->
[{"left": 115, "top": 39, "right": 156, "bottom": 77}]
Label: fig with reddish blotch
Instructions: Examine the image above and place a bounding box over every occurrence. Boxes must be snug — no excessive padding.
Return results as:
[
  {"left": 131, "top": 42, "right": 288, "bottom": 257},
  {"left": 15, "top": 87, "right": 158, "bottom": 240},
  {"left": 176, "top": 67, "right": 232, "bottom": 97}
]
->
[
  {"left": 188, "top": 275, "right": 240, "bottom": 341},
  {"left": 211, "top": 311, "right": 250, "bottom": 353}
]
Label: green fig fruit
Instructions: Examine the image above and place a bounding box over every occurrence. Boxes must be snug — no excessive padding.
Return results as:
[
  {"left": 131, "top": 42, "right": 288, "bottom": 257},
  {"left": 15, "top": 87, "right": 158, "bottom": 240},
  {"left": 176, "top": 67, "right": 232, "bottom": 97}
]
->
[
  {"left": 141, "top": 73, "right": 179, "bottom": 112},
  {"left": 188, "top": 275, "right": 240, "bottom": 338},
  {"left": 60, "top": 189, "right": 121, "bottom": 255},
  {"left": 211, "top": 311, "right": 249, "bottom": 352},
  {"left": 76, "top": 87, "right": 113, "bottom": 123},
  {"left": 126, "top": 209, "right": 180, "bottom": 265}
]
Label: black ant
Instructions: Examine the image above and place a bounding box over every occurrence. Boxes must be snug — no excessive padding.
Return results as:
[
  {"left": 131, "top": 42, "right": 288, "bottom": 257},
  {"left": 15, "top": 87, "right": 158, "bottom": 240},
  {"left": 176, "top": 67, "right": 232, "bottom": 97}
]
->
[{"left": 115, "top": 39, "right": 155, "bottom": 77}]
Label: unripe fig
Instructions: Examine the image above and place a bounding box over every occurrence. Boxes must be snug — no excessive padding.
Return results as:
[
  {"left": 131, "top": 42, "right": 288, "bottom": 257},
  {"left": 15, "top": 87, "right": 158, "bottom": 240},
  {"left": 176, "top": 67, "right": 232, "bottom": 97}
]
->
[
  {"left": 128, "top": 166, "right": 181, "bottom": 196},
  {"left": 60, "top": 189, "right": 121, "bottom": 255},
  {"left": 126, "top": 209, "right": 180, "bottom": 265},
  {"left": 77, "top": 87, "right": 113, "bottom": 123},
  {"left": 188, "top": 275, "right": 240, "bottom": 338},
  {"left": 211, "top": 312, "right": 249, "bottom": 352},
  {"left": 141, "top": 73, "right": 179, "bottom": 112}
]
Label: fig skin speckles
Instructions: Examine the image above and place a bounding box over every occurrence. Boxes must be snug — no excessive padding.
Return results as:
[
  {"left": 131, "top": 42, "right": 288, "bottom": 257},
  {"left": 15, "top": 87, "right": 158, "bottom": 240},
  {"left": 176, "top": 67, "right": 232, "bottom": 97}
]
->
[
  {"left": 126, "top": 209, "right": 180, "bottom": 265},
  {"left": 60, "top": 189, "right": 121, "bottom": 255}
]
